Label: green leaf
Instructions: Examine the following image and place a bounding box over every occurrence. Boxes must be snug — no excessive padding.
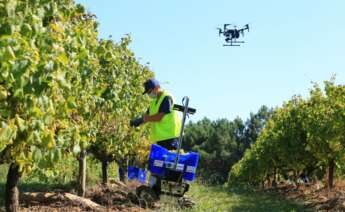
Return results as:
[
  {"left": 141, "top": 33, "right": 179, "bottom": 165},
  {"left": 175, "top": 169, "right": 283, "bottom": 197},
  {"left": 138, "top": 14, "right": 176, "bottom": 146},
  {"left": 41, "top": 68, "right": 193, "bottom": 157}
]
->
[
  {"left": 4, "top": 46, "right": 16, "bottom": 60},
  {"left": 15, "top": 115, "right": 26, "bottom": 132},
  {"left": 13, "top": 88, "right": 24, "bottom": 98},
  {"left": 0, "top": 122, "right": 15, "bottom": 143},
  {"left": 73, "top": 144, "right": 81, "bottom": 154},
  {"left": 53, "top": 149, "right": 61, "bottom": 163},
  {"left": 33, "top": 147, "right": 42, "bottom": 162},
  {"left": 67, "top": 97, "right": 77, "bottom": 109}
]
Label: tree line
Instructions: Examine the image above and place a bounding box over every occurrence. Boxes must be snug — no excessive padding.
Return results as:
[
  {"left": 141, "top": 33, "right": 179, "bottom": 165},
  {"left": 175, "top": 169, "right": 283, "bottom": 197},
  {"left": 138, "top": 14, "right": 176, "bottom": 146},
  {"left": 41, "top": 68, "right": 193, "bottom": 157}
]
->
[{"left": 183, "top": 105, "right": 273, "bottom": 184}]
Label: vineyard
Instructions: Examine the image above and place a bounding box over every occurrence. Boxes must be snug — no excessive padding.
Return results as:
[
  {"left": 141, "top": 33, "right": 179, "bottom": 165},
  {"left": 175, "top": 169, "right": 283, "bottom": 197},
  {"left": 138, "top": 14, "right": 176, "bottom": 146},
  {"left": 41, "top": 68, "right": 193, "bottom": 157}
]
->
[
  {"left": 1, "top": 0, "right": 345, "bottom": 212},
  {"left": 229, "top": 80, "right": 345, "bottom": 190}
]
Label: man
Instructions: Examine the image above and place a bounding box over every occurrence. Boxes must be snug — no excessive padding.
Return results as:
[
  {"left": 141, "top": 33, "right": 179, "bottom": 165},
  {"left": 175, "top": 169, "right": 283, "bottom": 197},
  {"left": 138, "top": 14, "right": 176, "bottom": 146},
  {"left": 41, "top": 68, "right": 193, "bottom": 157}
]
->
[{"left": 130, "top": 78, "right": 182, "bottom": 150}]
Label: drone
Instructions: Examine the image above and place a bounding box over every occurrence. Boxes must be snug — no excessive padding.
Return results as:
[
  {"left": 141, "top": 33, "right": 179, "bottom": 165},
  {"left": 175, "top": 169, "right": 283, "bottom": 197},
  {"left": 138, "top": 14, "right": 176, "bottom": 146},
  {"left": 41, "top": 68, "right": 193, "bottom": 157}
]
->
[{"left": 217, "top": 24, "right": 249, "bottom": 46}]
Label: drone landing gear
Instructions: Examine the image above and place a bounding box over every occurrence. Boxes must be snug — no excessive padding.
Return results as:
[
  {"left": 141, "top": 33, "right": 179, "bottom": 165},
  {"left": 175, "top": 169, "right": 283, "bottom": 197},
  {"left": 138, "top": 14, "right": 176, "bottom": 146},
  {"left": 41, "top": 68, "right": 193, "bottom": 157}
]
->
[
  {"left": 223, "top": 41, "right": 244, "bottom": 47},
  {"left": 223, "top": 38, "right": 245, "bottom": 47},
  {"left": 223, "top": 44, "right": 241, "bottom": 47}
]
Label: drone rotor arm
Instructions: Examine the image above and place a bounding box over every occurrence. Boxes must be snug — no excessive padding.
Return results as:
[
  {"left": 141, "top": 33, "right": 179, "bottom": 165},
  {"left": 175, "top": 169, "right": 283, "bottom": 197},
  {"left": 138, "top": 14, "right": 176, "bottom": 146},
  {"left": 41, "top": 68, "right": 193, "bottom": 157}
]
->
[{"left": 239, "top": 29, "right": 244, "bottom": 36}]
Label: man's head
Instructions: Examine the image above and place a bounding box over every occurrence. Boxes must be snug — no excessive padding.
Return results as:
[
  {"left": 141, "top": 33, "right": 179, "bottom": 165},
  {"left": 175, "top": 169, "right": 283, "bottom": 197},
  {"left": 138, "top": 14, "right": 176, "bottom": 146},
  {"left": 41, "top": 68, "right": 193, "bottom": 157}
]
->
[{"left": 143, "top": 78, "right": 160, "bottom": 96}]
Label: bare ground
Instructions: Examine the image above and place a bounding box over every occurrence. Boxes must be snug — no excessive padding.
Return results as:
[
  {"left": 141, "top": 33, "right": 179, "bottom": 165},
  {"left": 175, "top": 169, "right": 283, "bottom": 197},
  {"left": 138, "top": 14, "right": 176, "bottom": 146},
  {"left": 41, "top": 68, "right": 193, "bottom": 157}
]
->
[
  {"left": 18, "top": 181, "right": 148, "bottom": 212},
  {"left": 274, "top": 180, "right": 345, "bottom": 211}
]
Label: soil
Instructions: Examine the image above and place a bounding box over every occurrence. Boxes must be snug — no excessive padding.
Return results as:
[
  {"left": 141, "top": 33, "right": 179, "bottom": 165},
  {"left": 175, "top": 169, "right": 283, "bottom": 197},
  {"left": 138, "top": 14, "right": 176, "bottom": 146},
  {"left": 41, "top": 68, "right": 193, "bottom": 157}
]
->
[
  {"left": 274, "top": 180, "right": 345, "bottom": 211},
  {"left": 17, "top": 181, "right": 149, "bottom": 212}
]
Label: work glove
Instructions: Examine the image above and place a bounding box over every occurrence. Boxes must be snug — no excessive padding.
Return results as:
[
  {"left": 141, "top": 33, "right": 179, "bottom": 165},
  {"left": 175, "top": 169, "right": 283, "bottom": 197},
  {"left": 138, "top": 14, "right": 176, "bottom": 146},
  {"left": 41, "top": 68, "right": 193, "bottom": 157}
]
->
[{"left": 130, "top": 116, "right": 144, "bottom": 127}]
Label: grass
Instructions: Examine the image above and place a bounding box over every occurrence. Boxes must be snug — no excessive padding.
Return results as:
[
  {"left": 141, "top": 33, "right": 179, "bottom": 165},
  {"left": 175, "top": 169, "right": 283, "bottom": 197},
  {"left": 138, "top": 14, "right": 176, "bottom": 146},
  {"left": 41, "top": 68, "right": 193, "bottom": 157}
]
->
[{"left": 157, "top": 184, "right": 306, "bottom": 212}]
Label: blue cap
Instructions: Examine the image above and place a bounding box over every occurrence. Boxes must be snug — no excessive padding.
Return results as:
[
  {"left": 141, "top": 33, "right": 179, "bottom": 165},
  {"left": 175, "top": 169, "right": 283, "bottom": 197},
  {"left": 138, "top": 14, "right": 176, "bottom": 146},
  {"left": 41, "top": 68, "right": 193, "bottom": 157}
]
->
[{"left": 143, "top": 78, "right": 160, "bottom": 94}]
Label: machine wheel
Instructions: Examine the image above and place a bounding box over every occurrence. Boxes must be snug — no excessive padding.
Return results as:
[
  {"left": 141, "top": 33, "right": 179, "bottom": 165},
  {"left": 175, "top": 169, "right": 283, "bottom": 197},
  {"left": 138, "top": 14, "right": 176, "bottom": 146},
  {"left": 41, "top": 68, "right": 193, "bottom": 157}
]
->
[
  {"left": 127, "top": 191, "right": 139, "bottom": 204},
  {"left": 178, "top": 196, "right": 196, "bottom": 209},
  {"left": 136, "top": 185, "right": 158, "bottom": 208}
]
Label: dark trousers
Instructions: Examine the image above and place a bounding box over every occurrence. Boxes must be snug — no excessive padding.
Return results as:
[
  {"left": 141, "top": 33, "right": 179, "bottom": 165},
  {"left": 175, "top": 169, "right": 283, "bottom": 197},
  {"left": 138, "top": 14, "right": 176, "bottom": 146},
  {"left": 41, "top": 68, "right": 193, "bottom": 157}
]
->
[{"left": 156, "top": 138, "right": 179, "bottom": 150}]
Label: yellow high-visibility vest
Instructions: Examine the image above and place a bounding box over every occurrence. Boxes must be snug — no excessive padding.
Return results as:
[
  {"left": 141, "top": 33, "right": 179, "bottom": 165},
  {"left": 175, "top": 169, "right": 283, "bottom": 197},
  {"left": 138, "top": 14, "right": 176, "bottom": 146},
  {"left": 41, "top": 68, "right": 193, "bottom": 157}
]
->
[{"left": 148, "top": 90, "right": 181, "bottom": 142}]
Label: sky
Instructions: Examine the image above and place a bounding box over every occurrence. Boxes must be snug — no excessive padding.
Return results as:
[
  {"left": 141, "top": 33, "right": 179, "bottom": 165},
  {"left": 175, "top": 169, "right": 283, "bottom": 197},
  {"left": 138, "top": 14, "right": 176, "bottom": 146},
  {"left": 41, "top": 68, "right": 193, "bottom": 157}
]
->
[{"left": 76, "top": 0, "right": 345, "bottom": 122}]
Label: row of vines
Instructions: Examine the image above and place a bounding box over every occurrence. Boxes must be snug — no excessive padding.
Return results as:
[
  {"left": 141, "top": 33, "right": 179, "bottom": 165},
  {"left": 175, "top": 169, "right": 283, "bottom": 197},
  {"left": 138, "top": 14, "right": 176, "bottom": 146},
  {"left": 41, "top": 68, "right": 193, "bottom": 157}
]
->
[
  {"left": 0, "top": 0, "right": 152, "bottom": 211},
  {"left": 229, "top": 80, "right": 345, "bottom": 191}
]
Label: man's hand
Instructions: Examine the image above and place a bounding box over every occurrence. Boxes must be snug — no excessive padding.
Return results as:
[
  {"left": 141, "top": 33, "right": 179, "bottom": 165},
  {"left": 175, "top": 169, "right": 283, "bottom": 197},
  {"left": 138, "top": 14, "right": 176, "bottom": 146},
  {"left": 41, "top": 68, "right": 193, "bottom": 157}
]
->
[{"left": 130, "top": 116, "right": 144, "bottom": 127}]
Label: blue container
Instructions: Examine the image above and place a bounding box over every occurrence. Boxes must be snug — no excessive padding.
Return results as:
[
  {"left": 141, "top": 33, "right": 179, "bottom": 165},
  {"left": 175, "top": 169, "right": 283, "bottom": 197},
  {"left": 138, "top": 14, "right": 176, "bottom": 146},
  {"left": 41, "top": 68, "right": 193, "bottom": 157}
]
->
[
  {"left": 128, "top": 166, "right": 147, "bottom": 183},
  {"left": 148, "top": 144, "right": 199, "bottom": 182},
  {"left": 138, "top": 169, "right": 147, "bottom": 183},
  {"left": 128, "top": 166, "right": 139, "bottom": 180}
]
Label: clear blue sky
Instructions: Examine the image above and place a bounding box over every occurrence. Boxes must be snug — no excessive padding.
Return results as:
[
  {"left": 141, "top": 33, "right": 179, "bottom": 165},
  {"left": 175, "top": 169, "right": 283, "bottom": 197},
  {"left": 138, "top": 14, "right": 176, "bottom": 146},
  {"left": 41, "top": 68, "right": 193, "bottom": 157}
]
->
[{"left": 76, "top": 0, "right": 345, "bottom": 121}]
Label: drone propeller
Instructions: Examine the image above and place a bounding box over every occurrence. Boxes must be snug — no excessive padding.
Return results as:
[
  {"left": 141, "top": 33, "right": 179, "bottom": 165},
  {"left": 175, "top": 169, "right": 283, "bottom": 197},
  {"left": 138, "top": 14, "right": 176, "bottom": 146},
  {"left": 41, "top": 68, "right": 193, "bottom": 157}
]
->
[
  {"left": 224, "top": 24, "right": 232, "bottom": 30},
  {"left": 217, "top": 28, "right": 223, "bottom": 36},
  {"left": 244, "top": 24, "right": 249, "bottom": 32}
]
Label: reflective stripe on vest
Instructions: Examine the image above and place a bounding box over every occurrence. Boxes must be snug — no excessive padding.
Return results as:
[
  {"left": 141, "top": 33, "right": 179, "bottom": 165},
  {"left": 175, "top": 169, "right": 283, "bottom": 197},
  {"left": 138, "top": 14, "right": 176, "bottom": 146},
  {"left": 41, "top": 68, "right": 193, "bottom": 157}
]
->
[{"left": 148, "top": 90, "right": 181, "bottom": 142}]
